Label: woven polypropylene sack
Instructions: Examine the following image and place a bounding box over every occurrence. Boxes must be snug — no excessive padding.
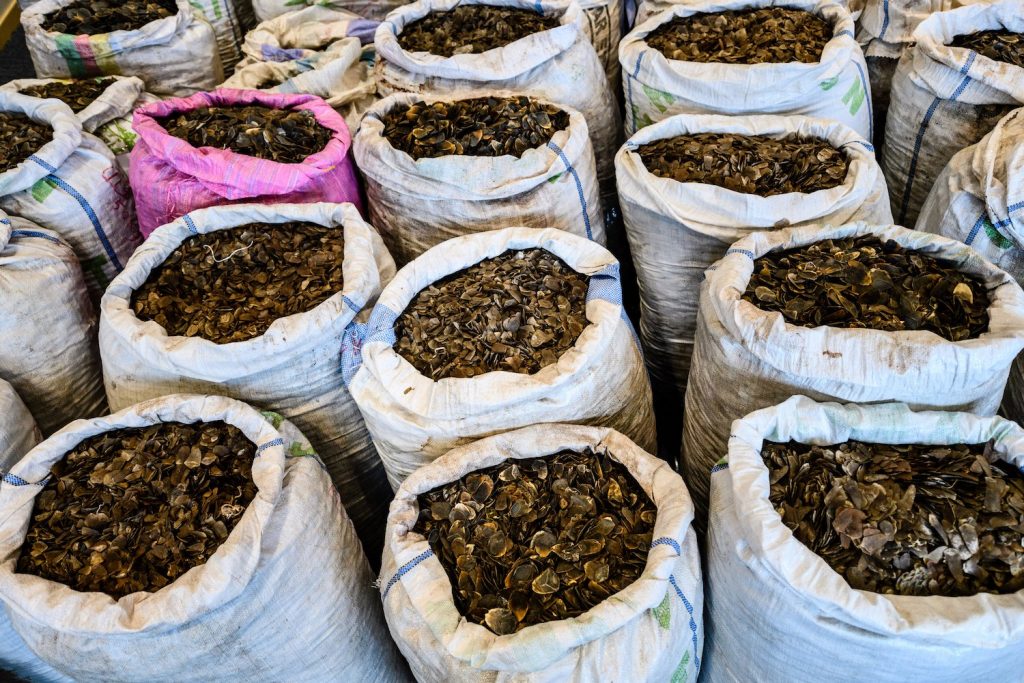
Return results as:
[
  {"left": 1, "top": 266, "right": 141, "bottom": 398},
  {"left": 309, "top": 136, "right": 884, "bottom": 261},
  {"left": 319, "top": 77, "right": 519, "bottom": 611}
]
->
[
  {"left": 579, "top": 0, "right": 623, "bottom": 88},
  {"left": 99, "top": 202, "right": 395, "bottom": 564},
  {"left": 705, "top": 396, "right": 1024, "bottom": 683},
  {"left": 0, "top": 212, "right": 106, "bottom": 437},
  {"left": 223, "top": 37, "right": 378, "bottom": 139},
  {"left": 347, "top": 226, "right": 656, "bottom": 489},
  {"left": 0, "top": 92, "right": 140, "bottom": 307},
  {"left": 682, "top": 221, "right": 1024, "bottom": 520},
  {"left": 354, "top": 93, "right": 606, "bottom": 267},
  {"left": 20, "top": 0, "right": 223, "bottom": 97},
  {"left": 1, "top": 76, "right": 156, "bottom": 175},
  {"left": 381, "top": 423, "right": 702, "bottom": 682},
  {"left": 0, "top": 393, "right": 405, "bottom": 682},
  {"left": 616, "top": 113, "right": 891, "bottom": 458},
  {"left": 881, "top": 0, "right": 1024, "bottom": 227},
  {"left": 619, "top": 0, "right": 872, "bottom": 140},
  {"left": 253, "top": 0, "right": 403, "bottom": 21},
  {"left": 237, "top": 5, "right": 378, "bottom": 67},
  {"left": 374, "top": 0, "right": 620, "bottom": 211},
  {"left": 129, "top": 89, "right": 363, "bottom": 237},
  {"left": 190, "top": 0, "right": 256, "bottom": 72}
]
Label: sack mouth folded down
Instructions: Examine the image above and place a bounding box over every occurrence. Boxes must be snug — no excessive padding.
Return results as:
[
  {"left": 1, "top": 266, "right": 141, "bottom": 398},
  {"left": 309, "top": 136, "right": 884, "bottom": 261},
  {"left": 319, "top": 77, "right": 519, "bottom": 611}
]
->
[
  {"left": 374, "top": 0, "right": 586, "bottom": 82},
  {"left": 385, "top": 423, "right": 695, "bottom": 671},
  {"left": 241, "top": 5, "right": 378, "bottom": 64},
  {"left": 0, "top": 91, "right": 82, "bottom": 197},
  {"left": 0, "top": 76, "right": 146, "bottom": 135},
  {"left": 616, "top": 112, "right": 886, "bottom": 241},
  {"left": 355, "top": 226, "right": 631, "bottom": 422},
  {"left": 132, "top": 89, "right": 355, "bottom": 199},
  {"left": 355, "top": 92, "right": 592, "bottom": 199},
  {"left": 724, "top": 394, "right": 1024, "bottom": 648},
  {"left": 0, "top": 394, "right": 289, "bottom": 635},
  {"left": 706, "top": 221, "right": 1024, "bottom": 391}
]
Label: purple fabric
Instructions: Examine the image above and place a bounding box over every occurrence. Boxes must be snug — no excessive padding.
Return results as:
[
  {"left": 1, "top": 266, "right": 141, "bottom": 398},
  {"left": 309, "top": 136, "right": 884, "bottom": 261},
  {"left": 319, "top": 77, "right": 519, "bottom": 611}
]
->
[
  {"left": 261, "top": 45, "right": 307, "bottom": 62},
  {"left": 130, "top": 89, "right": 363, "bottom": 236},
  {"left": 347, "top": 20, "right": 380, "bottom": 45}
]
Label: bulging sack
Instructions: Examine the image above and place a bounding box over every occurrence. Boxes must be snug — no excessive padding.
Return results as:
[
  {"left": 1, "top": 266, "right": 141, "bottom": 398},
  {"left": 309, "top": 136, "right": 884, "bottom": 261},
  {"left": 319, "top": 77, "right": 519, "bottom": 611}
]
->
[
  {"left": 683, "top": 221, "right": 1024, "bottom": 519},
  {"left": 1, "top": 76, "right": 157, "bottom": 174},
  {"left": 616, "top": 113, "right": 891, "bottom": 456},
  {"left": 99, "top": 202, "right": 395, "bottom": 564},
  {"left": 579, "top": 0, "right": 623, "bottom": 88},
  {"left": 635, "top": 0, "right": 865, "bottom": 23},
  {"left": 189, "top": 0, "right": 256, "bottom": 72},
  {"left": 0, "top": 212, "right": 106, "bottom": 437},
  {"left": 619, "top": 0, "right": 872, "bottom": 140},
  {"left": 129, "top": 89, "right": 363, "bottom": 237},
  {"left": 706, "top": 396, "right": 1024, "bottom": 683},
  {"left": 0, "top": 92, "right": 140, "bottom": 306},
  {"left": 0, "top": 393, "right": 405, "bottom": 682},
  {"left": 374, "top": 0, "right": 620, "bottom": 206},
  {"left": 347, "top": 226, "right": 656, "bottom": 489},
  {"left": 20, "top": 0, "right": 223, "bottom": 97},
  {"left": 354, "top": 93, "right": 606, "bottom": 267},
  {"left": 238, "top": 5, "right": 378, "bottom": 67},
  {"left": 381, "top": 423, "right": 703, "bottom": 682},
  {"left": 882, "top": 0, "right": 1024, "bottom": 227},
  {"left": 223, "top": 37, "right": 378, "bottom": 138},
  {"left": 252, "top": 0, "right": 402, "bottom": 22}
]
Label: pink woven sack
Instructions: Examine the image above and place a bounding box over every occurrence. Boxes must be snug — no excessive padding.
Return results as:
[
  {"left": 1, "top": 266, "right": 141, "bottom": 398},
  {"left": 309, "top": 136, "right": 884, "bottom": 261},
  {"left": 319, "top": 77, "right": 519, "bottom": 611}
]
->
[{"left": 130, "top": 89, "right": 363, "bottom": 236}]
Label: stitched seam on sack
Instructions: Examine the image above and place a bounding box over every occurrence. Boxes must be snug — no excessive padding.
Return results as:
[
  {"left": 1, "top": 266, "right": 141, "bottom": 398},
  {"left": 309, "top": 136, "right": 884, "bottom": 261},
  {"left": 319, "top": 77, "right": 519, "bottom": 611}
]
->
[
  {"left": 896, "top": 52, "right": 976, "bottom": 225},
  {"left": 547, "top": 141, "right": 593, "bottom": 240},
  {"left": 182, "top": 214, "right": 199, "bottom": 235},
  {"left": 725, "top": 248, "right": 754, "bottom": 259},
  {"left": 669, "top": 574, "right": 701, "bottom": 675},
  {"left": 28, "top": 156, "right": 122, "bottom": 270},
  {"left": 382, "top": 549, "right": 434, "bottom": 599},
  {"left": 10, "top": 229, "right": 62, "bottom": 245},
  {"left": 651, "top": 537, "right": 681, "bottom": 555}
]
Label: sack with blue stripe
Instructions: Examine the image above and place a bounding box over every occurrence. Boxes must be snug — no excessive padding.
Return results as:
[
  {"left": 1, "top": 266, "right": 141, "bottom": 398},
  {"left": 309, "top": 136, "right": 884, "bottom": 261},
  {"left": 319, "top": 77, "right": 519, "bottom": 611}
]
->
[
  {"left": 633, "top": 0, "right": 865, "bottom": 24},
  {"left": 98, "top": 202, "right": 396, "bottom": 565},
  {"left": 618, "top": 0, "right": 872, "bottom": 141},
  {"left": 0, "top": 379, "right": 71, "bottom": 683},
  {"left": 0, "top": 76, "right": 156, "bottom": 176},
  {"left": 915, "top": 108, "right": 1024, "bottom": 427},
  {"left": 224, "top": 35, "right": 378, "bottom": 138},
  {"left": 374, "top": 0, "right": 621, "bottom": 219},
  {"left": 0, "top": 92, "right": 141, "bottom": 306},
  {"left": 21, "top": 0, "right": 223, "bottom": 97},
  {"left": 0, "top": 393, "right": 406, "bottom": 682},
  {"left": 380, "top": 423, "right": 703, "bottom": 683},
  {"left": 348, "top": 226, "right": 656, "bottom": 489},
  {"left": 683, "top": 221, "right": 1024, "bottom": 522},
  {"left": 616, "top": 112, "right": 891, "bottom": 459},
  {"left": 578, "top": 0, "right": 624, "bottom": 88},
  {"left": 354, "top": 92, "right": 606, "bottom": 268},
  {"left": 0, "top": 211, "right": 107, "bottom": 436},
  {"left": 881, "top": 0, "right": 1024, "bottom": 228},
  {"left": 706, "top": 396, "right": 1024, "bottom": 683}
]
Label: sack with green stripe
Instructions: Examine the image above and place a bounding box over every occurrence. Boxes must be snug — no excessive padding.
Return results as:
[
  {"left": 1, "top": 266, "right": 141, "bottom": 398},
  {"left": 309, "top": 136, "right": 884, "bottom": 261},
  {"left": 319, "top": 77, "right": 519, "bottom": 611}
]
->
[
  {"left": 881, "top": 0, "right": 1024, "bottom": 228},
  {"left": 20, "top": 0, "right": 223, "bottom": 97},
  {"left": 380, "top": 423, "right": 703, "bottom": 683},
  {"left": 619, "top": 0, "right": 872, "bottom": 140},
  {"left": 0, "top": 211, "right": 107, "bottom": 436},
  {"left": 1, "top": 76, "right": 159, "bottom": 175},
  {"left": 0, "top": 92, "right": 140, "bottom": 306},
  {"left": 353, "top": 93, "right": 606, "bottom": 267}
]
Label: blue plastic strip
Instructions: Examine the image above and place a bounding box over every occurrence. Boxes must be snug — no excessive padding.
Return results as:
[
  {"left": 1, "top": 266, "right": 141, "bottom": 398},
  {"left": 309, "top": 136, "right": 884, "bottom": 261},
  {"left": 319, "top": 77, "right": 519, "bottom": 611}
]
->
[
  {"left": 2, "top": 472, "right": 50, "bottom": 487},
  {"left": 547, "top": 141, "right": 593, "bottom": 240},
  {"left": 182, "top": 214, "right": 199, "bottom": 235},
  {"left": 651, "top": 537, "right": 681, "bottom": 555},
  {"left": 382, "top": 549, "right": 434, "bottom": 599},
  {"left": 255, "top": 437, "right": 284, "bottom": 455},
  {"left": 669, "top": 574, "right": 701, "bottom": 675},
  {"left": 879, "top": 0, "right": 890, "bottom": 41},
  {"left": 11, "top": 229, "right": 62, "bottom": 245},
  {"left": 725, "top": 248, "right": 754, "bottom": 259},
  {"left": 710, "top": 462, "right": 730, "bottom": 474},
  {"left": 965, "top": 214, "right": 987, "bottom": 245},
  {"left": 28, "top": 155, "right": 122, "bottom": 270}
]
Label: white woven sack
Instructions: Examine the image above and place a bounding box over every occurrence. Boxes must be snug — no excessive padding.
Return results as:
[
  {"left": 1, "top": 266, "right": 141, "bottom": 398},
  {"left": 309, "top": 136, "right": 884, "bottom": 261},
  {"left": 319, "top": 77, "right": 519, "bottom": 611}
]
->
[
  {"left": 706, "top": 396, "right": 1024, "bottom": 683},
  {"left": 682, "top": 221, "right": 1024, "bottom": 520},
  {"left": 882, "top": 0, "right": 1024, "bottom": 227},
  {"left": 99, "top": 202, "right": 396, "bottom": 563},
  {"left": 634, "top": 0, "right": 864, "bottom": 23},
  {"left": 224, "top": 37, "right": 377, "bottom": 137},
  {"left": 0, "top": 92, "right": 140, "bottom": 306},
  {"left": 579, "top": 0, "right": 623, "bottom": 87},
  {"left": 238, "top": 6, "right": 377, "bottom": 67},
  {"left": 619, "top": 0, "right": 872, "bottom": 140},
  {"left": 0, "top": 393, "right": 405, "bottom": 682},
  {"left": 0, "top": 212, "right": 106, "bottom": 437},
  {"left": 381, "top": 423, "right": 703, "bottom": 682},
  {"left": 375, "top": 0, "right": 620, "bottom": 208},
  {"left": 0, "top": 380, "right": 70, "bottom": 683},
  {"left": 617, "top": 113, "right": 891, "bottom": 454},
  {"left": 347, "top": 227, "right": 656, "bottom": 489},
  {"left": 859, "top": 0, "right": 962, "bottom": 43},
  {"left": 20, "top": 0, "right": 223, "bottom": 97},
  {"left": 190, "top": 0, "right": 256, "bottom": 72},
  {"left": 252, "top": 0, "right": 402, "bottom": 21},
  {"left": 354, "top": 93, "right": 606, "bottom": 267},
  {"left": 0, "top": 76, "right": 157, "bottom": 176}
]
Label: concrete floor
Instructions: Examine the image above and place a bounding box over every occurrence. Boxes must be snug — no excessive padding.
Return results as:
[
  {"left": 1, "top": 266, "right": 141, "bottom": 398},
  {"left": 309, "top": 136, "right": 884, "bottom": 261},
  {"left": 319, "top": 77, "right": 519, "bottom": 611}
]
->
[{"left": 1, "top": 27, "right": 35, "bottom": 83}]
